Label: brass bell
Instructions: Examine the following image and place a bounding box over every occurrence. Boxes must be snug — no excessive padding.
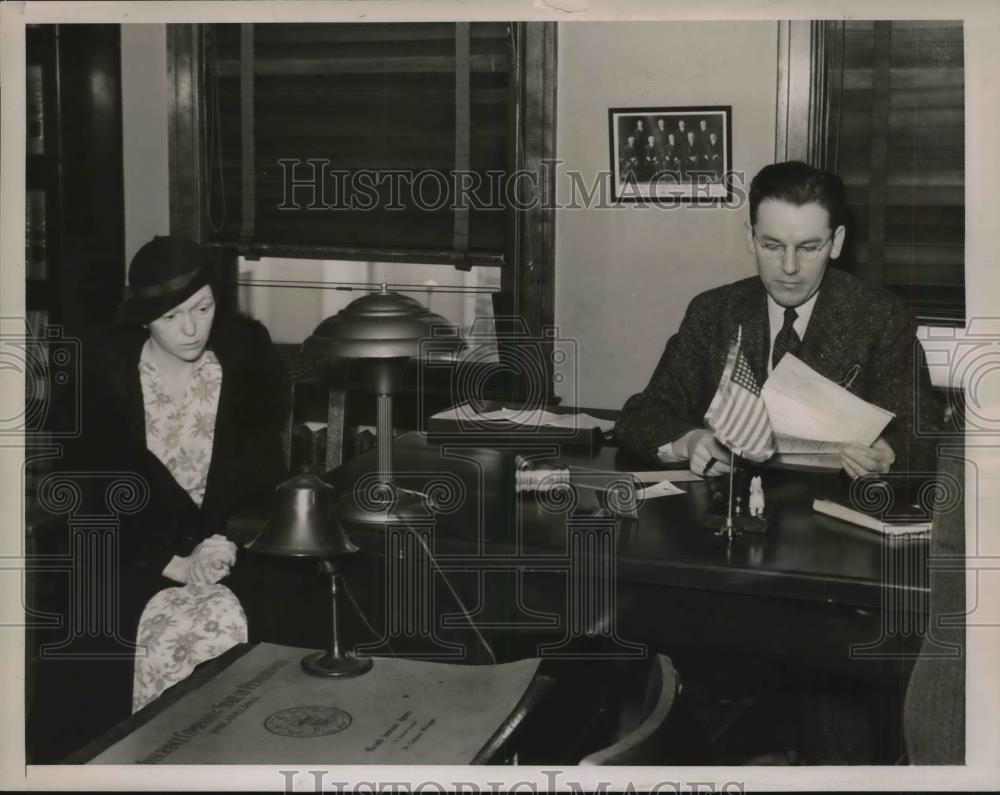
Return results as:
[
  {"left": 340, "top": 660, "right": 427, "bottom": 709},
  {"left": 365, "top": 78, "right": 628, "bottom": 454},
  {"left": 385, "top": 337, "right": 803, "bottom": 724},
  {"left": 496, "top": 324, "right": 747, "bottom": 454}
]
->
[
  {"left": 247, "top": 473, "right": 358, "bottom": 558},
  {"left": 247, "top": 473, "right": 372, "bottom": 678}
]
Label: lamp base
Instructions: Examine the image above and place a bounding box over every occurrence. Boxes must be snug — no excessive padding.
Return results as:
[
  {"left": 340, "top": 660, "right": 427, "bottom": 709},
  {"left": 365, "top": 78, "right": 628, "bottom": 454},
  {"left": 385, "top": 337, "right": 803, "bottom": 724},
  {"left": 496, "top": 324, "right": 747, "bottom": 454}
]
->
[
  {"left": 338, "top": 487, "right": 431, "bottom": 526},
  {"left": 301, "top": 650, "right": 374, "bottom": 678}
]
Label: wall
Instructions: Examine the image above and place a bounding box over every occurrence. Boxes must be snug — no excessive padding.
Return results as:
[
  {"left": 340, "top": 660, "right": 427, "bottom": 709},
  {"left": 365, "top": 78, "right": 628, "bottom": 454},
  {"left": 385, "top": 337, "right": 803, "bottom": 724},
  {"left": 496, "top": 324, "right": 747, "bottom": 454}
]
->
[
  {"left": 120, "top": 24, "right": 169, "bottom": 266},
  {"left": 554, "top": 21, "right": 778, "bottom": 409}
]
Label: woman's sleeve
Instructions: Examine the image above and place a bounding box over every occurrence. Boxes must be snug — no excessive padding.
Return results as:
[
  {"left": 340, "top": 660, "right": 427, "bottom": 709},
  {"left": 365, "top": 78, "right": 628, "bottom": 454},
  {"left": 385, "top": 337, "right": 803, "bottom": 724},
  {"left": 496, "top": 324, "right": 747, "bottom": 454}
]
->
[
  {"left": 226, "top": 319, "right": 291, "bottom": 508},
  {"left": 52, "top": 330, "right": 199, "bottom": 630},
  {"left": 250, "top": 320, "right": 293, "bottom": 433}
]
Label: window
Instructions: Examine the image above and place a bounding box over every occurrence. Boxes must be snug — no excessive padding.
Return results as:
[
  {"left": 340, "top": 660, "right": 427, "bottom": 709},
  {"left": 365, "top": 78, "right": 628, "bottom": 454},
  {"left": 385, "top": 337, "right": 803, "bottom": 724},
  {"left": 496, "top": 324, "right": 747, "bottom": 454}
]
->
[
  {"left": 171, "top": 21, "right": 556, "bottom": 403},
  {"left": 823, "top": 20, "right": 965, "bottom": 323},
  {"left": 203, "top": 22, "right": 512, "bottom": 266},
  {"left": 238, "top": 256, "right": 501, "bottom": 363}
]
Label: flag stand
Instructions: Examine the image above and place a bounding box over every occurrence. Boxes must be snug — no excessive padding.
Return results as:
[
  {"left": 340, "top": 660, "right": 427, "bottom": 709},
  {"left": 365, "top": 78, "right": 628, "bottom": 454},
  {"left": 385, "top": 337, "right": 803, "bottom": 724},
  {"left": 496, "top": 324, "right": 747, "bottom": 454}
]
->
[{"left": 723, "top": 449, "right": 736, "bottom": 540}]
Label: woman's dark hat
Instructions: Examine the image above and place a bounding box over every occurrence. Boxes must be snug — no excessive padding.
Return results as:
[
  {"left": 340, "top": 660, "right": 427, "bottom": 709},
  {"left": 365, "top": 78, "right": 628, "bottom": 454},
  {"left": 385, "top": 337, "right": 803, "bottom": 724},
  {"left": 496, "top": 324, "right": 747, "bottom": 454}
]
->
[{"left": 115, "top": 236, "right": 213, "bottom": 325}]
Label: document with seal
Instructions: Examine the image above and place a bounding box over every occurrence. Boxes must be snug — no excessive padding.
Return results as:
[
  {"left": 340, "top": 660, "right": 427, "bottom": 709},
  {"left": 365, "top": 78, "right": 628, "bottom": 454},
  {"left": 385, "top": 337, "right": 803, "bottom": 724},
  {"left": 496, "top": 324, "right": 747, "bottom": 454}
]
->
[
  {"left": 89, "top": 643, "right": 541, "bottom": 764},
  {"left": 762, "top": 354, "right": 894, "bottom": 450}
]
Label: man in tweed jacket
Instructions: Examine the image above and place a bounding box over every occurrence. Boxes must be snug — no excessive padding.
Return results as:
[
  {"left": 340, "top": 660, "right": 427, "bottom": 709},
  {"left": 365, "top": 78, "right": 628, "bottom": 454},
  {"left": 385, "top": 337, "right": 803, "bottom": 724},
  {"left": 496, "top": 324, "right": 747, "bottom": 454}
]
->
[{"left": 616, "top": 161, "right": 938, "bottom": 477}]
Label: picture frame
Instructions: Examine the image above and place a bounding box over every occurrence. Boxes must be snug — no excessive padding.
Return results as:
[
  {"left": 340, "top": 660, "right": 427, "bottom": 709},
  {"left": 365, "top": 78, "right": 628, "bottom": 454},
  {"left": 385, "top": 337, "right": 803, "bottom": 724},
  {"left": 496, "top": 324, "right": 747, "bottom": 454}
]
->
[{"left": 608, "top": 105, "right": 733, "bottom": 203}]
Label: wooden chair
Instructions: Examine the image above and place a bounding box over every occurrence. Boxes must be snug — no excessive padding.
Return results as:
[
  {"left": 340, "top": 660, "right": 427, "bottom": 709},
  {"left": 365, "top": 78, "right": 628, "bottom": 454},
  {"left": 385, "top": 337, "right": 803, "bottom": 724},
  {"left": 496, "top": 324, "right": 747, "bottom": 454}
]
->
[
  {"left": 275, "top": 343, "right": 347, "bottom": 473},
  {"left": 579, "top": 654, "right": 679, "bottom": 765}
]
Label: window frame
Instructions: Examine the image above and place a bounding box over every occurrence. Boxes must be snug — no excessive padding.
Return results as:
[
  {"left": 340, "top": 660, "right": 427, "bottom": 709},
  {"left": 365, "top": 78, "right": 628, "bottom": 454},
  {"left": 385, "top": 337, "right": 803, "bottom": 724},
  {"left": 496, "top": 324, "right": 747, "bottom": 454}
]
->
[
  {"left": 167, "top": 21, "right": 559, "bottom": 404},
  {"left": 775, "top": 19, "right": 966, "bottom": 326}
]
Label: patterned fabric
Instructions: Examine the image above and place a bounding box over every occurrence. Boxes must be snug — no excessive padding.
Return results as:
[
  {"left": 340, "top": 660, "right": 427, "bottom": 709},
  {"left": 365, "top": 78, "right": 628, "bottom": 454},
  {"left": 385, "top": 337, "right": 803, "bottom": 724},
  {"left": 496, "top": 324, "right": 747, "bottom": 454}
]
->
[
  {"left": 132, "top": 584, "right": 247, "bottom": 712},
  {"left": 770, "top": 306, "right": 801, "bottom": 370},
  {"left": 139, "top": 342, "right": 222, "bottom": 507},
  {"left": 704, "top": 326, "right": 774, "bottom": 462}
]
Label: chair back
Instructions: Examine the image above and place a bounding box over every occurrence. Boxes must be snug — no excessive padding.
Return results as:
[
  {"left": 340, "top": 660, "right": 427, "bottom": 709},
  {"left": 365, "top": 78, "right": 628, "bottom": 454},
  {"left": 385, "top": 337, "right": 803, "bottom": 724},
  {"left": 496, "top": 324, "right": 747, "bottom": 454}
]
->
[{"left": 579, "top": 654, "right": 679, "bottom": 765}]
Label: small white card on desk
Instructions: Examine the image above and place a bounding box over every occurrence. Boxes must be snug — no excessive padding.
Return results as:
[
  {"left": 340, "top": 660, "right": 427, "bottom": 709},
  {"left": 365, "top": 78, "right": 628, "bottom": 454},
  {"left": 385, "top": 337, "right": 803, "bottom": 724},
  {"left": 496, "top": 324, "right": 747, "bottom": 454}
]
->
[{"left": 636, "top": 480, "right": 685, "bottom": 499}]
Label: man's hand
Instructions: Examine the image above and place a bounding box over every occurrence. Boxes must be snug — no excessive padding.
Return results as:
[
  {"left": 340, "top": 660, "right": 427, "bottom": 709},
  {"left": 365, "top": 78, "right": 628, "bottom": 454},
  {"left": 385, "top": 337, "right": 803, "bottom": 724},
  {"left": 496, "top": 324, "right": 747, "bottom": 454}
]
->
[
  {"left": 840, "top": 436, "right": 895, "bottom": 479},
  {"left": 683, "top": 429, "right": 732, "bottom": 476}
]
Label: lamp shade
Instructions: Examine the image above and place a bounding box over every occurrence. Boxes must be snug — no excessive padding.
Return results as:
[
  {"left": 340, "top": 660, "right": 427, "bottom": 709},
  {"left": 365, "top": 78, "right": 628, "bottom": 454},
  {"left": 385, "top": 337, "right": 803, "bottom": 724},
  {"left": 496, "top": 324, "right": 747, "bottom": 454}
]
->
[
  {"left": 302, "top": 285, "right": 461, "bottom": 361},
  {"left": 247, "top": 473, "right": 358, "bottom": 558}
]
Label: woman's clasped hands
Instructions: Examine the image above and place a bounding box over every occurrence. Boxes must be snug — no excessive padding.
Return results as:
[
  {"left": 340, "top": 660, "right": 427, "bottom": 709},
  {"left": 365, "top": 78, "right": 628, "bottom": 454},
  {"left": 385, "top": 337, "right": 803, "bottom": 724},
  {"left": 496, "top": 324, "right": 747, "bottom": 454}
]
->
[{"left": 164, "top": 534, "right": 237, "bottom": 585}]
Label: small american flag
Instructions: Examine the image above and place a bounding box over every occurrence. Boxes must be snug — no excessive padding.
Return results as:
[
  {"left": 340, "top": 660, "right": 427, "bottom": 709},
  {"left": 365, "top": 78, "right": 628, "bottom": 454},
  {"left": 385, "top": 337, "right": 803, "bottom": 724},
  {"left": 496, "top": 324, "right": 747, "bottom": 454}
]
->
[{"left": 704, "top": 326, "right": 775, "bottom": 462}]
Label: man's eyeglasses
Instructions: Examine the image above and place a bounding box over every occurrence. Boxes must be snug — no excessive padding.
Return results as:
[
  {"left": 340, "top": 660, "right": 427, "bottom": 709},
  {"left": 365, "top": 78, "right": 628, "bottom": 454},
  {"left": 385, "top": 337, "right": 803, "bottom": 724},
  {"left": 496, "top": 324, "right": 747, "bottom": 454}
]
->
[{"left": 753, "top": 230, "right": 834, "bottom": 263}]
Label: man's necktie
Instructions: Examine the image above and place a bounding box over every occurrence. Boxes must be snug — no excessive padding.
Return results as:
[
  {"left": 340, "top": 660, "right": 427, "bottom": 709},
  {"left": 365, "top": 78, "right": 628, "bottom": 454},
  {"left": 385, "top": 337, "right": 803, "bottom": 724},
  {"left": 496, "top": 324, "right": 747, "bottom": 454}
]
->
[{"left": 771, "top": 306, "right": 801, "bottom": 370}]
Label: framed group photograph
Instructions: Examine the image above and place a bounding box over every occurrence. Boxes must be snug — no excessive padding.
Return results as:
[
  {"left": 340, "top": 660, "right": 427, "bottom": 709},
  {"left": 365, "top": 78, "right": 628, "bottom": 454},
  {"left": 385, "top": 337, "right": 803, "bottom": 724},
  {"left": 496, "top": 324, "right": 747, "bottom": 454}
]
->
[{"left": 609, "top": 105, "right": 732, "bottom": 202}]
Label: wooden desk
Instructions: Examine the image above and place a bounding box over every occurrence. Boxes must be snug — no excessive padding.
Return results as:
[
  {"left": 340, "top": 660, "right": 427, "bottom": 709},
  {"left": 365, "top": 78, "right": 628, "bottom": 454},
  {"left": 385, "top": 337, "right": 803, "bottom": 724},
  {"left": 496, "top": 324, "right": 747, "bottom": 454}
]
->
[
  {"left": 229, "top": 432, "right": 929, "bottom": 677},
  {"left": 66, "top": 643, "right": 554, "bottom": 765},
  {"left": 223, "top": 430, "right": 938, "bottom": 763}
]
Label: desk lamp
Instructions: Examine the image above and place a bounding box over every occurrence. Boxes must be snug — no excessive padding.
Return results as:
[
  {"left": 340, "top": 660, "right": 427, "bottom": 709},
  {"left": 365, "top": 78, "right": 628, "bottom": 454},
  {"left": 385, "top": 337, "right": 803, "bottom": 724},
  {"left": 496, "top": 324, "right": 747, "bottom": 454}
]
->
[
  {"left": 303, "top": 284, "right": 461, "bottom": 525},
  {"left": 247, "top": 473, "right": 373, "bottom": 678}
]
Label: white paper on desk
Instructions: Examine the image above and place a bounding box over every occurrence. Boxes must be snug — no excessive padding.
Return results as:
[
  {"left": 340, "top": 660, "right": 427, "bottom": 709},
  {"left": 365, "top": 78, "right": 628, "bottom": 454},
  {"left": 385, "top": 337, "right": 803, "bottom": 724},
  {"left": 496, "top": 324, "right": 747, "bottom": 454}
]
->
[
  {"left": 90, "top": 643, "right": 540, "bottom": 765},
  {"left": 428, "top": 403, "right": 518, "bottom": 423},
  {"left": 762, "top": 354, "right": 894, "bottom": 445},
  {"left": 429, "top": 402, "right": 477, "bottom": 422},
  {"left": 636, "top": 480, "right": 685, "bottom": 499},
  {"left": 431, "top": 403, "right": 615, "bottom": 433},
  {"left": 544, "top": 412, "right": 616, "bottom": 433},
  {"left": 480, "top": 407, "right": 565, "bottom": 426},
  {"left": 631, "top": 470, "right": 704, "bottom": 483}
]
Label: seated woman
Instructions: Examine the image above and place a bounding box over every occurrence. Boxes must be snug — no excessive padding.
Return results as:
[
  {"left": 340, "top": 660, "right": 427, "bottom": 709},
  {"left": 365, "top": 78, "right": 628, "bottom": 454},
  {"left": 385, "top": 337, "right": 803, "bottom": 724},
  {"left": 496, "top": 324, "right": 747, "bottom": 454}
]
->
[{"left": 68, "top": 236, "right": 290, "bottom": 719}]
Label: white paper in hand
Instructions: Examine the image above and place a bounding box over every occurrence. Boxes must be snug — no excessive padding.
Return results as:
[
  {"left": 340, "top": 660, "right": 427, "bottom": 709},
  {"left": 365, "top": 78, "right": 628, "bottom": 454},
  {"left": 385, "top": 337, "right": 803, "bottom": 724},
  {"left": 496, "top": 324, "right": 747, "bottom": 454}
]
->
[{"left": 762, "top": 354, "right": 894, "bottom": 445}]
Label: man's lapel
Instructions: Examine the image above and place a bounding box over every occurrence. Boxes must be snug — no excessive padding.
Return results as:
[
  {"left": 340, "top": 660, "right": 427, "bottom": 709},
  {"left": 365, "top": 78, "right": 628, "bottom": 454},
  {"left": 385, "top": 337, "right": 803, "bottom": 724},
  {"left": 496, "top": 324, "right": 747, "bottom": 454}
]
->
[
  {"left": 736, "top": 281, "right": 769, "bottom": 384},
  {"left": 799, "top": 272, "right": 855, "bottom": 384}
]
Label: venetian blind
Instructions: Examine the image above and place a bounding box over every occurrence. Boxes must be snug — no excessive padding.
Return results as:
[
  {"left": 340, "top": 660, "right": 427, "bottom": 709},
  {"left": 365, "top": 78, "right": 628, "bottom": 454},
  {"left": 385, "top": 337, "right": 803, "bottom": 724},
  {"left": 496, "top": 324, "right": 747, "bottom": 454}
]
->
[
  {"left": 203, "top": 22, "right": 512, "bottom": 266},
  {"left": 825, "top": 20, "right": 964, "bottom": 321}
]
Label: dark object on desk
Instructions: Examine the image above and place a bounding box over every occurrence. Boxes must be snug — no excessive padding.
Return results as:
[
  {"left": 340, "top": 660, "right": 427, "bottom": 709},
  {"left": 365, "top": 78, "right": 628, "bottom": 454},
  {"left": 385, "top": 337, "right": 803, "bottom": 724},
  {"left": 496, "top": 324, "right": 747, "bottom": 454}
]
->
[
  {"left": 515, "top": 457, "right": 639, "bottom": 518},
  {"left": 247, "top": 473, "right": 372, "bottom": 678},
  {"left": 700, "top": 466, "right": 775, "bottom": 535}
]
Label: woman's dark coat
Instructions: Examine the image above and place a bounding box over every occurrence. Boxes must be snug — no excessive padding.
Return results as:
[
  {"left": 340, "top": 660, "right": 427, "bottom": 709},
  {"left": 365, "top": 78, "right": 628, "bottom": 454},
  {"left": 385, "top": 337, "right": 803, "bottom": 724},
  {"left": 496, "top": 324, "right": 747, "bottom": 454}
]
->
[
  {"left": 29, "top": 314, "right": 289, "bottom": 760},
  {"left": 72, "top": 313, "right": 290, "bottom": 614}
]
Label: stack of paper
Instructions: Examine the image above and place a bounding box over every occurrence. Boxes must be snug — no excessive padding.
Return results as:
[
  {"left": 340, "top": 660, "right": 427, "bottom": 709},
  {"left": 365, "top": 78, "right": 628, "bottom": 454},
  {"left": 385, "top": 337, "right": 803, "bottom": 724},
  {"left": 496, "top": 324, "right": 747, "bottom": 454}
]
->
[
  {"left": 813, "top": 498, "right": 931, "bottom": 537},
  {"left": 761, "top": 355, "right": 894, "bottom": 470},
  {"left": 431, "top": 403, "right": 616, "bottom": 434}
]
